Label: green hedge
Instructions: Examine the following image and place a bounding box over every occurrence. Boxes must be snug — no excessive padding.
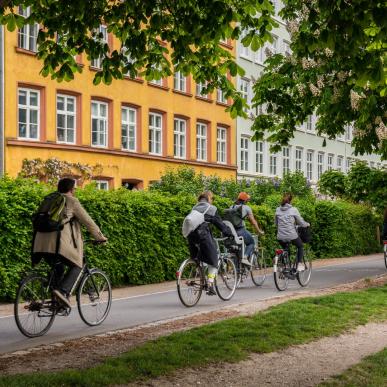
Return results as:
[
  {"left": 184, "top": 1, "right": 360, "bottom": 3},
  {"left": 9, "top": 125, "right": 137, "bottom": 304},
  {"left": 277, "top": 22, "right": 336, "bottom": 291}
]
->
[{"left": 0, "top": 178, "right": 381, "bottom": 301}]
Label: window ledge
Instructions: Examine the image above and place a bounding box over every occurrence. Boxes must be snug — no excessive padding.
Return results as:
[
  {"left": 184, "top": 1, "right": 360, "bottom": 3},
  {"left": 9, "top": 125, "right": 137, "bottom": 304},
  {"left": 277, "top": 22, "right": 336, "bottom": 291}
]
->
[
  {"left": 172, "top": 90, "right": 193, "bottom": 98},
  {"left": 15, "top": 47, "right": 37, "bottom": 56},
  {"left": 216, "top": 101, "right": 229, "bottom": 107},
  {"left": 123, "top": 76, "right": 144, "bottom": 84},
  {"left": 195, "top": 96, "right": 213, "bottom": 104},
  {"left": 220, "top": 42, "right": 234, "bottom": 50},
  {"left": 147, "top": 83, "right": 169, "bottom": 91}
]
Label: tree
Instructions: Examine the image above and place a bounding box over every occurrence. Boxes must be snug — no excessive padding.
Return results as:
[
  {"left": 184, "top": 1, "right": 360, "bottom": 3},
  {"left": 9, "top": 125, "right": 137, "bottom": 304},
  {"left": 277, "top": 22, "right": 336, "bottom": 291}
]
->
[
  {"left": 252, "top": 0, "right": 387, "bottom": 159},
  {"left": 0, "top": 0, "right": 277, "bottom": 118}
]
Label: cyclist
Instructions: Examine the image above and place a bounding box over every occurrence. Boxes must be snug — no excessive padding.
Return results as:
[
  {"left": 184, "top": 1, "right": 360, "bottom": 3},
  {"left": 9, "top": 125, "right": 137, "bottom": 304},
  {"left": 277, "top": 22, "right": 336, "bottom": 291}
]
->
[
  {"left": 229, "top": 192, "right": 264, "bottom": 266},
  {"left": 186, "top": 191, "right": 233, "bottom": 295},
  {"left": 32, "top": 178, "right": 107, "bottom": 307},
  {"left": 275, "top": 193, "right": 310, "bottom": 271},
  {"left": 383, "top": 207, "right": 387, "bottom": 241}
]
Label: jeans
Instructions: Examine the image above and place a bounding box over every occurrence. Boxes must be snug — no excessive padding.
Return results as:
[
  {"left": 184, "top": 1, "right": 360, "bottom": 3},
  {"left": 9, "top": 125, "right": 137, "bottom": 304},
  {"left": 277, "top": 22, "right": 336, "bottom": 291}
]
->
[
  {"left": 236, "top": 228, "right": 255, "bottom": 258},
  {"left": 279, "top": 237, "right": 304, "bottom": 263}
]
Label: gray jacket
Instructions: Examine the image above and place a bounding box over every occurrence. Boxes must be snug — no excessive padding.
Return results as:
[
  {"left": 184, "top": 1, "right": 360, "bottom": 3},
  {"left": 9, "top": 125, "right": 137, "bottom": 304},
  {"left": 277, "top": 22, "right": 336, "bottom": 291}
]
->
[{"left": 275, "top": 203, "right": 309, "bottom": 241}]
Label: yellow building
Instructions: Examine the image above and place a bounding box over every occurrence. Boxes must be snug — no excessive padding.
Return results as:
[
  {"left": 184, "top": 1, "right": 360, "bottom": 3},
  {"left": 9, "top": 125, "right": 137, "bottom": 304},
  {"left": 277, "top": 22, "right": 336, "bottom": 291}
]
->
[{"left": 0, "top": 18, "right": 237, "bottom": 189}]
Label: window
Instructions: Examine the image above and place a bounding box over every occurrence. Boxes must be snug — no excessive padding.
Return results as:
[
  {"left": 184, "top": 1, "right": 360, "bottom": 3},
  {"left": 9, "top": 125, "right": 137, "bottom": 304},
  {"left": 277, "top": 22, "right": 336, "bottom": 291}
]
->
[
  {"left": 91, "top": 25, "right": 108, "bottom": 68},
  {"left": 217, "top": 88, "right": 227, "bottom": 104},
  {"left": 272, "top": 0, "right": 282, "bottom": 16},
  {"left": 240, "top": 30, "right": 251, "bottom": 59},
  {"left": 149, "top": 112, "right": 162, "bottom": 155},
  {"left": 345, "top": 124, "right": 352, "bottom": 142},
  {"left": 57, "top": 94, "right": 76, "bottom": 144},
  {"left": 240, "top": 137, "right": 249, "bottom": 171},
  {"left": 173, "top": 71, "right": 187, "bottom": 92},
  {"left": 317, "top": 152, "right": 325, "bottom": 179},
  {"left": 370, "top": 161, "right": 375, "bottom": 169},
  {"left": 121, "top": 106, "right": 136, "bottom": 151},
  {"left": 196, "top": 122, "right": 207, "bottom": 161},
  {"left": 346, "top": 157, "right": 352, "bottom": 172},
  {"left": 149, "top": 64, "right": 163, "bottom": 86},
  {"left": 18, "top": 88, "right": 39, "bottom": 140},
  {"left": 173, "top": 118, "right": 186, "bottom": 159},
  {"left": 18, "top": 6, "right": 38, "bottom": 52},
  {"left": 337, "top": 155, "right": 344, "bottom": 172},
  {"left": 239, "top": 78, "right": 250, "bottom": 112},
  {"left": 95, "top": 180, "right": 109, "bottom": 190},
  {"left": 306, "top": 115, "right": 314, "bottom": 132},
  {"left": 328, "top": 154, "right": 334, "bottom": 170},
  {"left": 255, "top": 141, "right": 264, "bottom": 173},
  {"left": 306, "top": 150, "right": 313, "bottom": 180},
  {"left": 282, "top": 146, "right": 290, "bottom": 176},
  {"left": 196, "top": 81, "right": 208, "bottom": 97},
  {"left": 255, "top": 35, "right": 278, "bottom": 64},
  {"left": 283, "top": 40, "right": 291, "bottom": 56},
  {"left": 91, "top": 100, "right": 108, "bottom": 147},
  {"left": 295, "top": 147, "right": 303, "bottom": 172},
  {"left": 269, "top": 154, "right": 277, "bottom": 176},
  {"left": 217, "top": 126, "right": 227, "bottom": 164}
]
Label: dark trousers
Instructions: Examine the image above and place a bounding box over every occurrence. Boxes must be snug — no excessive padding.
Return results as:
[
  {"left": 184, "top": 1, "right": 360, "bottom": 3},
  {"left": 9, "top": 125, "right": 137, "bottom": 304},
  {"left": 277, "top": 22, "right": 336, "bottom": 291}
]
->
[
  {"left": 187, "top": 228, "right": 218, "bottom": 267},
  {"left": 383, "top": 222, "right": 387, "bottom": 240},
  {"left": 279, "top": 237, "right": 304, "bottom": 263},
  {"left": 236, "top": 228, "right": 255, "bottom": 258}
]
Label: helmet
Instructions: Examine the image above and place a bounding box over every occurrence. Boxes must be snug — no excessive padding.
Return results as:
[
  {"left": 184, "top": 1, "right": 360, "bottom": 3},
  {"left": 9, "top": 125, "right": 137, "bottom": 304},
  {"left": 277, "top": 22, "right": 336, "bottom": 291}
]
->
[{"left": 237, "top": 192, "right": 250, "bottom": 202}]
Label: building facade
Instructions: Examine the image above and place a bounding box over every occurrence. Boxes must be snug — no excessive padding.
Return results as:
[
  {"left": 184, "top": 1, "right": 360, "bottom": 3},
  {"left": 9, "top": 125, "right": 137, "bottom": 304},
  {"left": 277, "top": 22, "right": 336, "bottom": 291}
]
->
[
  {"left": 236, "top": 1, "right": 386, "bottom": 184},
  {"left": 1, "top": 10, "right": 237, "bottom": 189}
]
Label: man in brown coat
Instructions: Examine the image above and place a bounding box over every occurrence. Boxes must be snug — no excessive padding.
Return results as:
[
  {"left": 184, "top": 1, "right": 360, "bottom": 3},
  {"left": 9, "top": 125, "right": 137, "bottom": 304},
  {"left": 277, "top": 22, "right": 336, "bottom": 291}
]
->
[{"left": 32, "top": 178, "right": 107, "bottom": 306}]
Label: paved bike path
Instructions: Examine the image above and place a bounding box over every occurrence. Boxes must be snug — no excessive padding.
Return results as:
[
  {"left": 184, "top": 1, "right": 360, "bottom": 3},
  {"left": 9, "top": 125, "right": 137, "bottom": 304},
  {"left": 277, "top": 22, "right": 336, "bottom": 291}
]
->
[{"left": 0, "top": 254, "right": 385, "bottom": 355}]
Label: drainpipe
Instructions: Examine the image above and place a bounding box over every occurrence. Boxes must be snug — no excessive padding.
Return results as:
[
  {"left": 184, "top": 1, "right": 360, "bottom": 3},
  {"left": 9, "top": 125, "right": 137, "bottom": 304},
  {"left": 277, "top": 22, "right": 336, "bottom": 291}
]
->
[{"left": 0, "top": 25, "right": 4, "bottom": 176}]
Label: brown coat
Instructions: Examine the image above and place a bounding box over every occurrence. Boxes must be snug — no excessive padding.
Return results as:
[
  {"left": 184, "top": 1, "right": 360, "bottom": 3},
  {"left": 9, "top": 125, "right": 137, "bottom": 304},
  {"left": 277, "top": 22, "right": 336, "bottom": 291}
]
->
[{"left": 32, "top": 193, "right": 106, "bottom": 267}]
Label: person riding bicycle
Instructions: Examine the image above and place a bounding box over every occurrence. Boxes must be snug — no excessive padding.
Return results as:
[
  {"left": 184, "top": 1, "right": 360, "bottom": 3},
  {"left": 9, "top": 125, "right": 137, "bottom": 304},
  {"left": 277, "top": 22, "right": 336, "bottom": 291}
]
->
[
  {"left": 275, "top": 193, "right": 310, "bottom": 272},
  {"left": 383, "top": 207, "right": 387, "bottom": 241},
  {"left": 228, "top": 192, "right": 264, "bottom": 267},
  {"left": 32, "top": 178, "right": 107, "bottom": 307},
  {"left": 185, "top": 191, "right": 233, "bottom": 295}
]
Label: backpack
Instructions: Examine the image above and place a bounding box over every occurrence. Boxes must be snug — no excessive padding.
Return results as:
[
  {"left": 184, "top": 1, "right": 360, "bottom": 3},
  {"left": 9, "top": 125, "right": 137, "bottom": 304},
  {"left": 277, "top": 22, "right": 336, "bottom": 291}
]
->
[
  {"left": 182, "top": 204, "right": 211, "bottom": 238},
  {"left": 223, "top": 204, "right": 244, "bottom": 229},
  {"left": 32, "top": 192, "right": 66, "bottom": 233}
]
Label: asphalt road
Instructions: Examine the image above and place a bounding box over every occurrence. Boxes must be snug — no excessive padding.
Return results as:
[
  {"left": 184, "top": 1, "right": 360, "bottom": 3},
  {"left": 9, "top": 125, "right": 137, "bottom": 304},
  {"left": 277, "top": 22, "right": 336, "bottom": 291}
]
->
[{"left": 0, "top": 254, "right": 385, "bottom": 355}]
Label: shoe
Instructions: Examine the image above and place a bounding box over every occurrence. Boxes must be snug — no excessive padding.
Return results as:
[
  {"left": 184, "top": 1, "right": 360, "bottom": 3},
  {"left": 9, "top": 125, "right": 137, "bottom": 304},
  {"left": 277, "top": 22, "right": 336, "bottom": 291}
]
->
[
  {"left": 297, "top": 263, "right": 306, "bottom": 272},
  {"left": 53, "top": 289, "right": 71, "bottom": 307},
  {"left": 206, "top": 284, "right": 217, "bottom": 296},
  {"left": 241, "top": 257, "right": 252, "bottom": 267}
]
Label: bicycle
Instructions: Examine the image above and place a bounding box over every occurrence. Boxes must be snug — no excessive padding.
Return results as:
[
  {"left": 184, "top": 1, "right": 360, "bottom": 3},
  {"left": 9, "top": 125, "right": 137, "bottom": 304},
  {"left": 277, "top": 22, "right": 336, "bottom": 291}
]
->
[
  {"left": 383, "top": 240, "right": 387, "bottom": 269},
  {"left": 176, "top": 238, "right": 237, "bottom": 307},
  {"left": 225, "top": 233, "right": 267, "bottom": 288},
  {"left": 273, "top": 242, "right": 312, "bottom": 291},
  {"left": 14, "top": 240, "right": 112, "bottom": 338}
]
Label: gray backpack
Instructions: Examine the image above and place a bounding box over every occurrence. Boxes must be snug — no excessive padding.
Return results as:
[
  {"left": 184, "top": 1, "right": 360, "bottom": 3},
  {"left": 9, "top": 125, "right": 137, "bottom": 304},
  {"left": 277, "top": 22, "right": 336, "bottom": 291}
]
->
[{"left": 182, "top": 204, "right": 211, "bottom": 238}]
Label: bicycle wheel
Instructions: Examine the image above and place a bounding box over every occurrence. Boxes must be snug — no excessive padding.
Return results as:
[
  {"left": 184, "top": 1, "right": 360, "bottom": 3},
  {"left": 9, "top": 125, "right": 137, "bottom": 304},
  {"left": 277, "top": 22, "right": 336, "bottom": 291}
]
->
[
  {"left": 297, "top": 252, "right": 312, "bottom": 287},
  {"left": 77, "top": 269, "right": 112, "bottom": 326},
  {"left": 273, "top": 254, "right": 289, "bottom": 291},
  {"left": 250, "top": 249, "right": 267, "bottom": 286},
  {"left": 215, "top": 256, "right": 237, "bottom": 301},
  {"left": 177, "top": 259, "right": 204, "bottom": 307},
  {"left": 14, "top": 274, "right": 56, "bottom": 338}
]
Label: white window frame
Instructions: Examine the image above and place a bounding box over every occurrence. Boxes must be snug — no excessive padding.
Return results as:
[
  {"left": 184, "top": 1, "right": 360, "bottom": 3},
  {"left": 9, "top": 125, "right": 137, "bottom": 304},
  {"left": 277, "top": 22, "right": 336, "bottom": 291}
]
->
[
  {"left": 149, "top": 112, "right": 162, "bottom": 155},
  {"left": 295, "top": 147, "right": 303, "bottom": 172},
  {"left": 327, "top": 154, "right": 334, "bottom": 170},
  {"left": 18, "top": 6, "right": 38, "bottom": 52},
  {"left": 255, "top": 141, "right": 264, "bottom": 174},
  {"left": 91, "top": 25, "right": 108, "bottom": 69},
  {"left": 239, "top": 78, "right": 250, "bottom": 112},
  {"left": 121, "top": 106, "right": 136, "bottom": 151},
  {"left": 18, "top": 87, "right": 40, "bottom": 140},
  {"left": 196, "top": 122, "right": 207, "bottom": 161},
  {"left": 173, "top": 118, "right": 186, "bottom": 159},
  {"left": 282, "top": 146, "right": 291, "bottom": 176},
  {"left": 305, "top": 115, "right": 314, "bottom": 132},
  {"left": 91, "top": 100, "right": 108, "bottom": 148},
  {"left": 56, "top": 94, "right": 76, "bottom": 144},
  {"left": 240, "top": 136, "right": 249, "bottom": 171},
  {"left": 337, "top": 155, "right": 344, "bottom": 172},
  {"left": 95, "top": 180, "right": 109, "bottom": 190},
  {"left": 317, "top": 152, "right": 325, "bottom": 179},
  {"left": 270, "top": 154, "right": 278, "bottom": 176},
  {"left": 282, "top": 40, "right": 291, "bottom": 56},
  {"left": 306, "top": 150, "right": 314, "bottom": 180},
  {"left": 216, "top": 126, "right": 227, "bottom": 164},
  {"left": 196, "top": 81, "right": 208, "bottom": 98},
  {"left": 217, "top": 88, "right": 227, "bottom": 104},
  {"left": 173, "top": 71, "right": 187, "bottom": 92},
  {"left": 240, "top": 30, "right": 251, "bottom": 59}
]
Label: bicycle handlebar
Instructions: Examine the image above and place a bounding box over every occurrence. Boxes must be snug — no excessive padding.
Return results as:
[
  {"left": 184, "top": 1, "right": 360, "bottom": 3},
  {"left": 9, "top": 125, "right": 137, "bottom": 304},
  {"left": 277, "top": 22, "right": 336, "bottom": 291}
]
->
[{"left": 84, "top": 239, "right": 107, "bottom": 245}]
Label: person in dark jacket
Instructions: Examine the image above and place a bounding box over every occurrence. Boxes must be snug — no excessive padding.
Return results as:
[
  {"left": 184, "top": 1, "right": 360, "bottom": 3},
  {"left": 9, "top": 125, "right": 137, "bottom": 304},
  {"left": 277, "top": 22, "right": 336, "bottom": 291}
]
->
[{"left": 187, "top": 191, "right": 233, "bottom": 295}]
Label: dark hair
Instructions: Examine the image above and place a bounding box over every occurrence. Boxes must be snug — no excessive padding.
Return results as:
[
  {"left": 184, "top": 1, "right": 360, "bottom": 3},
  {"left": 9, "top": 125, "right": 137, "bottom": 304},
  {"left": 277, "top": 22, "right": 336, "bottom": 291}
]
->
[
  {"left": 198, "top": 190, "right": 213, "bottom": 202},
  {"left": 58, "top": 178, "right": 75, "bottom": 193},
  {"left": 281, "top": 193, "right": 293, "bottom": 206}
]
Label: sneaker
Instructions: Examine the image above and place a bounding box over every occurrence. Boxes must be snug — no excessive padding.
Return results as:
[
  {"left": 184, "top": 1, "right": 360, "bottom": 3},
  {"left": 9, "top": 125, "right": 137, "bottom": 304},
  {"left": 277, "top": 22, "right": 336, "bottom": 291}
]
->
[
  {"left": 297, "top": 263, "right": 306, "bottom": 272},
  {"left": 241, "top": 257, "right": 252, "bottom": 267},
  {"left": 206, "top": 284, "right": 217, "bottom": 296},
  {"left": 53, "top": 289, "right": 71, "bottom": 307}
]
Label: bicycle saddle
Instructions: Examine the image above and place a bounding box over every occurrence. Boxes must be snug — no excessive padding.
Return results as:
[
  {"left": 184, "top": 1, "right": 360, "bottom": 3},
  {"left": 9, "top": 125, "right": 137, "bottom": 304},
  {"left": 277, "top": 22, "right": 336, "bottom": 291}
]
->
[{"left": 223, "top": 221, "right": 244, "bottom": 246}]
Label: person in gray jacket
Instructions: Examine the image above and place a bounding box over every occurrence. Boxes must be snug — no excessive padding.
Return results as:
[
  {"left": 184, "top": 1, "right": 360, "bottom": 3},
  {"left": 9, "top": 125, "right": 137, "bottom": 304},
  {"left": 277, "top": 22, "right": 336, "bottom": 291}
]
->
[{"left": 275, "top": 193, "right": 310, "bottom": 271}]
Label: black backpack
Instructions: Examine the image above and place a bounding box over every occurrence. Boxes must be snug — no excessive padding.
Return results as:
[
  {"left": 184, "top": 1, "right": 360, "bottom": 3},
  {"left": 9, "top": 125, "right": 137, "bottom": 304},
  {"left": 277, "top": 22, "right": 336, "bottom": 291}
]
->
[
  {"left": 32, "top": 192, "right": 66, "bottom": 233},
  {"left": 223, "top": 204, "right": 244, "bottom": 229}
]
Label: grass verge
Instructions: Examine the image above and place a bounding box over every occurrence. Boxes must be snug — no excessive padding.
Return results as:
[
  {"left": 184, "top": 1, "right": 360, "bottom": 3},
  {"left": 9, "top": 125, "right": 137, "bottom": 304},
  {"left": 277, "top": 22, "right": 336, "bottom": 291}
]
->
[
  {"left": 320, "top": 347, "right": 387, "bottom": 387},
  {"left": 1, "top": 286, "right": 387, "bottom": 387}
]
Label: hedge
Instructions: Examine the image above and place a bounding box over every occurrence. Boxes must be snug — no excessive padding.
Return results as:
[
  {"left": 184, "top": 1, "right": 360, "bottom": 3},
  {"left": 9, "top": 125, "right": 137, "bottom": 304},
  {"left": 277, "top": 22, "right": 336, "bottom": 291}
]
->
[{"left": 0, "top": 178, "right": 381, "bottom": 301}]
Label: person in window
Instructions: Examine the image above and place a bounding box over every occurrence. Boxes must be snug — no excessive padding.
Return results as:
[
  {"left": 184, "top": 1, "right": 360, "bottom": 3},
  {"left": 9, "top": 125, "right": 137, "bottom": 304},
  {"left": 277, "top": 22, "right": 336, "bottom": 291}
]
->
[
  {"left": 186, "top": 191, "right": 233, "bottom": 295},
  {"left": 231, "top": 192, "right": 264, "bottom": 266},
  {"left": 32, "top": 178, "right": 107, "bottom": 307},
  {"left": 275, "top": 193, "right": 310, "bottom": 271}
]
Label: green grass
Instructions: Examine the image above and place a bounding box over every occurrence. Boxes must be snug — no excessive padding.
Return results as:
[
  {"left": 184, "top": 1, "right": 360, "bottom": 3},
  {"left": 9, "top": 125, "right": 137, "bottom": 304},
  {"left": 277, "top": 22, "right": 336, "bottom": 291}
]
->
[
  {"left": 320, "top": 347, "right": 387, "bottom": 387},
  {"left": 2, "top": 286, "right": 387, "bottom": 387}
]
